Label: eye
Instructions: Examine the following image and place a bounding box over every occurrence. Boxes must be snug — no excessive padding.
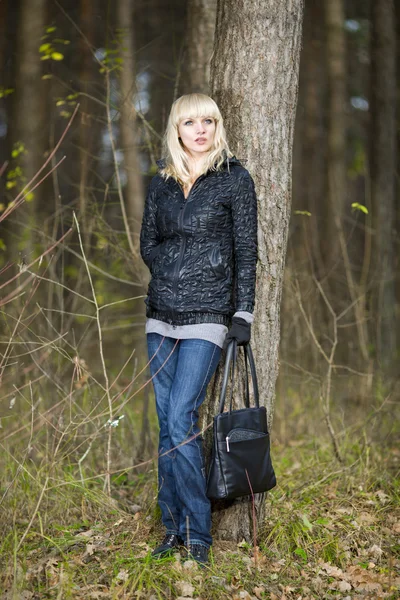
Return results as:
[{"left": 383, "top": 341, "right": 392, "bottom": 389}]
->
[
  {"left": 205, "top": 118, "right": 213, "bottom": 124},
  {"left": 183, "top": 120, "right": 193, "bottom": 126}
]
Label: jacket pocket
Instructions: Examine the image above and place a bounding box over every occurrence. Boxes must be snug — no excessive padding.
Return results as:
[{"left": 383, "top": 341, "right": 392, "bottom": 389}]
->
[
  {"left": 208, "top": 245, "right": 227, "bottom": 278},
  {"left": 148, "top": 244, "right": 163, "bottom": 275}
]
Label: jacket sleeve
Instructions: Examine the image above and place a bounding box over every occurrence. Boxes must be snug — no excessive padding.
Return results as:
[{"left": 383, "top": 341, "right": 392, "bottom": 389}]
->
[
  {"left": 140, "top": 177, "right": 161, "bottom": 270},
  {"left": 231, "top": 170, "right": 258, "bottom": 313}
]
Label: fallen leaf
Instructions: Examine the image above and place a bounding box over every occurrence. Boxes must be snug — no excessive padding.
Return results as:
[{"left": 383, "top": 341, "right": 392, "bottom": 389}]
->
[
  {"left": 116, "top": 569, "right": 129, "bottom": 582},
  {"left": 376, "top": 490, "right": 390, "bottom": 504},
  {"left": 357, "top": 511, "right": 375, "bottom": 525},
  {"left": 320, "top": 563, "right": 344, "bottom": 578},
  {"left": 77, "top": 529, "right": 95, "bottom": 538},
  {"left": 392, "top": 521, "right": 400, "bottom": 534},
  {"left": 183, "top": 560, "right": 198, "bottom": 571},
  {"left": 368, "top": 544, "right": 383, "bottom": 560},
  {"left": 338, "top": 580, "right": 352, "bottom": 592},
  {"left": 355, "top": 582, "right": 383, "bottom": 593},
  {"left": 253, "top": 586, "right": 265, "bottom": 599},
  {"left": 175, "top": 581, "right": 194, "bottom": 597},
  {"left": 232, "top": 593, "right": 252, "bottom": 600}
]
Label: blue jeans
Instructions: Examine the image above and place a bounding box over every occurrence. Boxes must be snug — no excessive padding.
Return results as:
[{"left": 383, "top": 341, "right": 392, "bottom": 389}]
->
[{"left": 147, "top": 333, "right": 222, "bottom": 548}]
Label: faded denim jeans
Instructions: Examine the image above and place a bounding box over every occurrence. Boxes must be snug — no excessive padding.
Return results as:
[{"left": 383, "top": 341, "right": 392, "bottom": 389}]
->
[{"left": 147, "top": 333, "right": 222, "bottom": 548}]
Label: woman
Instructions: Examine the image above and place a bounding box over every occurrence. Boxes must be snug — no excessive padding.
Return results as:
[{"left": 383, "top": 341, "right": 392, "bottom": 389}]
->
[{"left": 140, "top": 93, "right": 258, "bottom": 565}]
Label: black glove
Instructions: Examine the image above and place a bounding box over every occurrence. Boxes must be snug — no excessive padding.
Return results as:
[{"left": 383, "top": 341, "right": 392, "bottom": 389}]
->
[{"left": 223, "top": 317, "right": 251, "bottom": 350}]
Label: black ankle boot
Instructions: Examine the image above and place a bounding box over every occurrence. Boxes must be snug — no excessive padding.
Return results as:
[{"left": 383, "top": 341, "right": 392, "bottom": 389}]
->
[
  {"left": 186, "top": 543, "right": 209, "bottom": 566},
  {"left": 151, "top": 534, "right": 184, "bottom": 557}
]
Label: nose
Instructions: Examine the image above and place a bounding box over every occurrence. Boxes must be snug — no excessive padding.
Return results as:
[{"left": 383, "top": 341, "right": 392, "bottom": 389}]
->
[{"left": 195, "top": 121, "right": 205, "bottom": 134}]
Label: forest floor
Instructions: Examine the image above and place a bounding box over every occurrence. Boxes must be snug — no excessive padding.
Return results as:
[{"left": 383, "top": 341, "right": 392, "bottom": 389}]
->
[{"left": 1, "top": 431, "right": 399, "bottom": 600}]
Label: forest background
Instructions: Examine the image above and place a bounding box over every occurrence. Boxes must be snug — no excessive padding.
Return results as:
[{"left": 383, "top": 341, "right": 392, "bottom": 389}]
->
[{"left": 0, "top": 0, "right": 399, "bottom": 599}]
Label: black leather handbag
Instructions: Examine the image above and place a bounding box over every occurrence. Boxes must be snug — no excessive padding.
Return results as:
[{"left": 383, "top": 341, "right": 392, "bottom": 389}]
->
[{"left": 206, "top": 340, "right": 276, "bottom": 500}]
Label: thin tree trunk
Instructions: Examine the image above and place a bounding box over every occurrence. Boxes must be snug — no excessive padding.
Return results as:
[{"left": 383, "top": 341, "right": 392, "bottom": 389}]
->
[
  {"left": 0, "top": 0, "right": 9, "bottom": 170},
  {"left": 324, "top": 0, "right": 346, "bottom": 270},
  {"left": 370, "top": 0, "right": 397, "bottom": 373},
  {"left": 117, "top": 0, "right": 144, "bottom": 231},
  {"left": 180, "top": 0, "right": 217, "bottom": 95},
  {"left": 116, "top": 0, "right": 148, "bottom": 379},
  {"left": 11, "top": 0, "right": 48, "bottom": 242},
  {"left": 204, "top": 0, "right": 304, "bottom": 543},
  {"left": 79, "top": 0, "right": 97, "bottom": 238},
  {"left": 301, "top": 0, "right": 327, "bottom": 279}
]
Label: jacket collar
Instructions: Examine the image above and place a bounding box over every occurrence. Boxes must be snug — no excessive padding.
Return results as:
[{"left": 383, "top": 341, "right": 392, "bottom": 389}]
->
[{"left": 156, "top": 151, "right": 243, "bottom": 171}]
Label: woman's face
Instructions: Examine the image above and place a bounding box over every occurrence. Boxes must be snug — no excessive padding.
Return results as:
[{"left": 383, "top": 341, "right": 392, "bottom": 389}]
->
[{"left": 177, "top": 116, "right": 216, "bottom": 159}]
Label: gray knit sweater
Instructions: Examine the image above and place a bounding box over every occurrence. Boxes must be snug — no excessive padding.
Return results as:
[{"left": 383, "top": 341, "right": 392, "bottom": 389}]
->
[{"left": 145, "top": 311, "right": 254, "bottom": 348}]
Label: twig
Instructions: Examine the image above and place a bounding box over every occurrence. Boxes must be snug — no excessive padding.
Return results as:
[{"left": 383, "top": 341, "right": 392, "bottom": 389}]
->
[
  {"left": 73, "top": 212, "right": 113, "bottom": 495},
  {"left": 16, "top": 476, "right": 49, "bottom": 550},
  {"left": 245, "top": 469, "right": 258, "bottom": 568},
  {"left": 0, "top": 228, "right": 73, "bottom": 292},
  {"left": 293, "top": 276, "right": 343, "bottom": 463}
]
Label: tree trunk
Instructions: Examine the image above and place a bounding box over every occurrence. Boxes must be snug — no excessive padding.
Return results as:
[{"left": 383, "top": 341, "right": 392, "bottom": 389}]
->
[
  {"left": 78, "top": 0, "right": 98, "bottom": 238},
  {"left": 324, "top": 0, "right": 346, "bottom": 270},
  {"left": 370, "top": 0, "right": 397, "bottom": 373},
  {"left": 180, "top": 0, "right": 217, "bottom": 95},
  {"left": 204, "top": 0, "right": 304, "bottom": 542},
  {"left": 117, "top": 0, "right": 144, "bottom": 231},
  {"left": 299, "top": 0, "right": 327, "bottom": 279},
  {"left": 0, "top": 0, "right": 9, "bottom": 171},
  {"left": 11, "top": 0, "right": 48, "bottom": 245}
]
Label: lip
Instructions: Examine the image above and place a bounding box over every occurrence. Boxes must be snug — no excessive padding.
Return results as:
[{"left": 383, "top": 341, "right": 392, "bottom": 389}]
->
[{"left": 195, "top": 137, "right": 207, "bottom": 143}]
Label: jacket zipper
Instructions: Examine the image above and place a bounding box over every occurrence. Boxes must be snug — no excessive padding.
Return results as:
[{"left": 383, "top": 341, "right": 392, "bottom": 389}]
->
[{"left": 169, "top": 175, "right": 205, "bottom": 328}]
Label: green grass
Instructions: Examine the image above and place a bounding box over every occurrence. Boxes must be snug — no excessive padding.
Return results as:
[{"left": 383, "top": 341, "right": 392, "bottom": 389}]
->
[
  {"left": 0, "top": 357, "right": 399, "bottom": 599},
  {"left": 1, "top": 428, "right": 399, "bottom": 599}
]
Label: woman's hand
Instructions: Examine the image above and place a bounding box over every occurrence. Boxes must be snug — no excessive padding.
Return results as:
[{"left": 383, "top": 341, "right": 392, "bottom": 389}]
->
[{"left": 223, "top": 317, "right": 251, "bottom": 350}]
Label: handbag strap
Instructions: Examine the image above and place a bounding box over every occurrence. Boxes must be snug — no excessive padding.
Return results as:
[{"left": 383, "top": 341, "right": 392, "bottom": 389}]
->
[
  {"left": 244, "top": 344, "right": 259, "bottom": 408},
  {"left": 218, "top": 340, "right": 260, "bottom": 414},
  {"left": 228, "top": 339, "right": 247, "bottom": 412}
]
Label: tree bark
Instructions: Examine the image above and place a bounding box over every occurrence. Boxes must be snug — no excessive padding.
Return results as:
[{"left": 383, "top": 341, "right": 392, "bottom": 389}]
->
[
  {"left": 0, "top": 0, "right": 9, "bottom": 171},
  {"left": 117, "top": 0, "right": 144, "bottom": 231},
  {"left": 180, "top": 0, "right": 217, "bottom": 95},
  {"left": 78, "top": 0, "right": 98, "bottom": 237},
  {"left": 370, "top": 0, "right": 397, "bottom": 373},
  {"left": 204, "top": 0, "right": 304, "bottom": 542},
  {"left": 324, "top": 0, "right": 346, "bottom": 270},
  {"left": 298, "top": 0, "right": 327, "bottom": 278},
  {"left": 11, "top": 0, "right": 48, "bottom": 238}
]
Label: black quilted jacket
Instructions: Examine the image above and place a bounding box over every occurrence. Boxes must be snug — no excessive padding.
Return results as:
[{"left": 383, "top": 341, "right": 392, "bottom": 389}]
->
[{"left": 140, "top": 155, "right": 258, "bottom": 327}]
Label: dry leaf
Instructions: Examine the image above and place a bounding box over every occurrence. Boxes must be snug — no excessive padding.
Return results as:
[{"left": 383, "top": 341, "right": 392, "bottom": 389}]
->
[
  {"left": 116, "top": 569, "right": 129, "bottom": 582},
  {"left": 355, "top": 581, "right": 383, "bottom": 593},
  {"left": 77, "top": 529, "right": 95, "bottom": 538},
  {"left": 392, "top": 521, "right": 400, "bottom": 534},
  {"left": 375, "top": 490, "right": 390, "bottom": 504},
  {"left": 232, "top": 593, "right": 252, "bottom": 600},
  {"left": 357, "top": 511, "right": 375, "bottom": 525},
  {"left": 338, "top": 580, "right": 352, "bottom": 592},
  {"left": 320, "top": 563, "right": 344, "bottom": 578},
  {"left": 175, "top": 581, "right": 195, "bottom": 597},
  {"left": 368, "top": 544, "right": 383, "bottom": 559},
  {"left": 253, "top": 586, "right": 265, "bottom": 599},
  {"left": 183, "top": 560, "right": 198, "bottom": 571}
]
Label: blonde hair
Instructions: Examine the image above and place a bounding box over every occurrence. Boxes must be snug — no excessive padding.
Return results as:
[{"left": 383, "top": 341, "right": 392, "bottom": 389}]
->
[{"left": 159, "top": 93, "right": 234, "bottom": 187}]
